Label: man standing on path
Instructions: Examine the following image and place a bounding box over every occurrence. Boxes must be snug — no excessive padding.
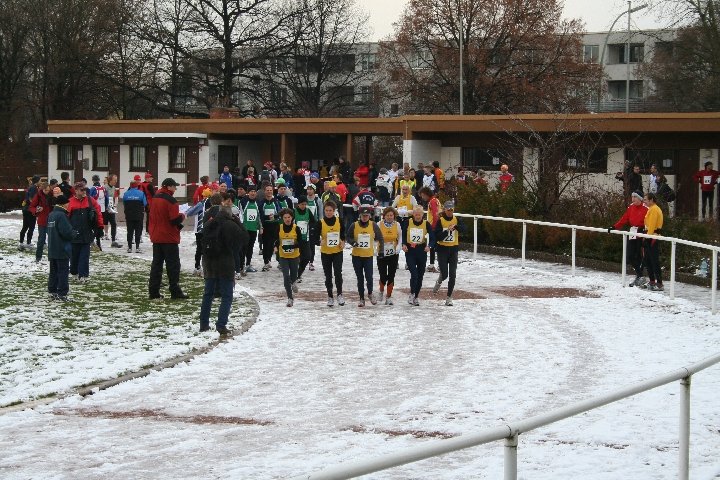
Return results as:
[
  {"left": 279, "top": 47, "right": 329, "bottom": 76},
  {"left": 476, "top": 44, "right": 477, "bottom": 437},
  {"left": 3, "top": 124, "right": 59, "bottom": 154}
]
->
[
  {"left": 47, "top": 195, "right": 73, "bottom": 301},
  {"left": 148, "top": 178, "right": 188, "bottom": 300},
  {"left": 693, "top": 161, "right": 720, "bottom": 220}
]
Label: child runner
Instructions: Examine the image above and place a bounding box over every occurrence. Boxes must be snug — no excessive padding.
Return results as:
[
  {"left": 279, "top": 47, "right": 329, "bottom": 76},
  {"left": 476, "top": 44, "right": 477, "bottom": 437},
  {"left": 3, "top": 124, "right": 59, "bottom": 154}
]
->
[
  {"left": 275, "top": 209, "right": 301, "bottom": 307},
  {"left": 433, "top": 200, "right": 460, "bottom": 306},
  {"left": 403, "top": 205, "right": 434, "bottom": 306},
  {"left": 347, "top": 205, "right": 384, "bottom": 307},
  {"left": 239, "top": 186, "right": 261, "bottom": 272},
  {"left": 305, "top": 183, "right": 323, "bottom": 271},
  {"left": 259, "top": 184, "right": 281, "bottom": 271},
  {"left": 318, "top": 200, "right": 345, "bottom": 307},
  {"left": 294, "top": 196, "right": 315, "bottom": 283},
  {"left": 377, "top": 207, "right": 403, "bottom": 305}
]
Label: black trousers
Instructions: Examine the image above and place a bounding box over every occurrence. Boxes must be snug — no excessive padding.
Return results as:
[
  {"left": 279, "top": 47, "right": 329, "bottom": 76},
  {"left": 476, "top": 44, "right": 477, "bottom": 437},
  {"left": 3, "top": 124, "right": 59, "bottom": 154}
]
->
[
  {"left": 103, "top": 212, "right": 117, "bottom": 240},
  {"left": 20, "top": 210, "right": 36, "bottom": 244},
  {"left": 628, "top": 238, "right": 643, "bottom": 277},
  {"left": 262, "top": 223, "right": 278, "bottom": 265},
  {"left": 194, "top": 233, "right": 203, "bottom": 269},
  {"left": 701, "top": 190, "right": 715, "bottom": 218},
  {"left": 321, "top": 252, "right": 343, "bottom": 296},
  {"left": 298, "top": 239, "right": 312, "bottom": 277},
  {"left": 377, "top": 254, "right": 399, "bottom": 285},
  {"left": 437, "top": 246, "right": 459, "bottom": 296},
  {"left": 149, "top": 243, "right": 182, "bottom": 297},
  {"left": 126, "top": 219, "right": 143, "bottom": 247},
  {"left": 245, "top": 230, "right": 258, "bottom": 266},
  {"left": 643, "top": 239, "right": 662, "bottom": 284}
]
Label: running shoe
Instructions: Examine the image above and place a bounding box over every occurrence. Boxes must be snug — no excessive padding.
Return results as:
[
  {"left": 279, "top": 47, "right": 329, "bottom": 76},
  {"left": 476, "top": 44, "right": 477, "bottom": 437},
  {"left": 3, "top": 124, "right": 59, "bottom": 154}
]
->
[
  {"left": 291, "top": 281, "right": 299, "bottom": 294},
  {"left": 445, "top": 297, "right": 454, "bottom": 306},
  {"left": 377, "top": 292, "right": 384, "bottom": 303},
  {"left": 296, "top": 277, "right": 303, "bottom": 283},
  {"left": 433, "top": 278, "right": 442, "bottom": 294},
  {"left": 385, "top": 297, "right": 394, "bottom": 306},
  {"left": 286, "top": 297, "right": 294, "bottom": 307},
  {"left": 135, "top": 247, "right": 142, "bottom": 254},
  {"left": 413, "top": 297, "right": 420, "bottom": 306},
  {"left": 327, "top": 296, "right": 334, "bottom": 307},
  {"left": 358, "top": 298, "right": 365, "bottom": 307},
  {"left": 193, "top": 268, "right": 203, "bottom": 277},
  {"left": 369, "top": 292, "right": 377, "bottom": 305},
  {"left": 309, "top": 263, "right": 315, "bottom": 271},
  {"left": 650, "top": 283, "right": 665, "bottom": 292},
  {"left": 111, "top": 241, "right": 123, "bottom": 248},
  {"left": 245, "top": 266, "right": 257, "bottom": 273},
  {"left": 127, "top": 247, "right": 132, "bottom": 253},
  {"left": 261, "top": 263, "right": 271, "bottom": 272},
  {"left": 408, "top": 294, "right": 415, "bottom": 305},
  {"left": 337, "top": 294, "right": 346, "bottom": 306}
]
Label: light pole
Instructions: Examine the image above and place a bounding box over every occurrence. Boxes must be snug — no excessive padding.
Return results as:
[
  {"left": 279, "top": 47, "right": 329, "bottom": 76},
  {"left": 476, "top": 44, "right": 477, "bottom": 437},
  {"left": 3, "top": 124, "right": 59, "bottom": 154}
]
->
[
  {"left": 458, "top": 0, "right": 464, "bottom": 115},
  {"left": 597, "top": 2, "right": 647, "bottom": 112}
]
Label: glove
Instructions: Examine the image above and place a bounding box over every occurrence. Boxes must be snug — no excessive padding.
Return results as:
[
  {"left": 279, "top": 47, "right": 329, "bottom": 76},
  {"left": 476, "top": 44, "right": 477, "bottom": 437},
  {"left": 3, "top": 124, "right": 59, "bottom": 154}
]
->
[
  {"left": 607, "top": 226, "right": 614, "bottom": 233},
  {"left": 350, "top": 242, "right": 358, "bottom": 248}
]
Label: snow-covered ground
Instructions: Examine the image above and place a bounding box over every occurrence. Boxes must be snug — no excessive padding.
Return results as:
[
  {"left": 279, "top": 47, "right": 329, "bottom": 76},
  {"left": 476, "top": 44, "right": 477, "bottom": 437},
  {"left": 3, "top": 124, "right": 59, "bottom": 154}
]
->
[{"left": 0, "top": 215, "right": 719, "bottom": 479}]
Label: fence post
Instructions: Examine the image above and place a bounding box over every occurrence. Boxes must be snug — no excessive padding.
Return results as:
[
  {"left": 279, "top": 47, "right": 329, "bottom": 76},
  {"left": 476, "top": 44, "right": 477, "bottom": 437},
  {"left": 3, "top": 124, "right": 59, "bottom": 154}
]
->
[
  {"left": 621, "top": 234, "right": 627, "bottom": 287},
  {"left": 473, "top": 217, "right": 478, "bottom": 259},
  {"left": 713, "top": 250, "right": 717, "bottom": 315},
  {"left": 571, "top": 228, "right": 576, "bottom": 276},
  {"left": 679, "top": 376, "right": 691, "bottom": 480},
  {"left": 670, "top": 241, "right": 676, "bottom": 300},
  {"left": 521, "top": 222, "right": 527, "bottom": 269},
  {"left": 504, "top": 433, "right": 518, "bottom": 480}
]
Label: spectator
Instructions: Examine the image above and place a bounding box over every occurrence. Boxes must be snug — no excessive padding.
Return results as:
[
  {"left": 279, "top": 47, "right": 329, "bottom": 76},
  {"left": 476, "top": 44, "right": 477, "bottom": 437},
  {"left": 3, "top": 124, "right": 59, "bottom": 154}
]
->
[
  {"left": 499, "top": 164, "right": 514, "bottom": 192},
  {"left": 46, "top": 195, "right": 73, "bottom": 302},
  {"left": 338, "top": 156, "right": 352, "bottom": 185},
  {"left": 693, "top": 161, "right": 719, "bottom": 220},
  {"left": 29, "top": 181, "right": 51, "bottom": 262},
  {"left": 19, "top": 175, "right": 40, "bottom": 250},
  {"left": 609, "top": 191, "right": 648, "bottom": 287},
  {"left": 615, "top": 162, "right": 643, "bottom": 200},
  {"left": 455, "top": 168, "right": 468, "bottom": 185},
  {"left": 432, "top": 161, "right": 445, "bottom": 191},
  {"left": 148, "top": 178, "right": 187, "bottom": 300},
  {"left": 104, "top": 174, "right": 122, "bottom": 248},
  {"left": 375, "top": 168, "right": 393, "bottom": 207},
  {"left": 88, "top": 174, "right": 109, "bottom": 250},
  {"left": 58, "top": 172, "right": 74, "bottom": 198},
  {"left": 192, "top": 176, "right": 211, "bottom": 204},
  {"left": 123, "top": 177, "right": 147, "bottom": 253},
  {"left": 355, "top": 161, "right": 370, "bottom": 187},
  {"left": 241, "top": 159, "right": 255, "bottom": 179},
  {"left": 422, "top": 165, "right": 437, "bottom": 193},
  {"left": 140, "top": 172, "right": 156, "bottom": 234},
  {"left": 474, "top": 169, "right": 488, "bottom": 186},
  {"left": 648, "top": 164, "right": 659, "bottom": 194},
  {"left": 67, "top": 182, "right": 103, "bottom": 282},
  {"left": 219, "top": 165, "right": 233, "bottom": 190}
]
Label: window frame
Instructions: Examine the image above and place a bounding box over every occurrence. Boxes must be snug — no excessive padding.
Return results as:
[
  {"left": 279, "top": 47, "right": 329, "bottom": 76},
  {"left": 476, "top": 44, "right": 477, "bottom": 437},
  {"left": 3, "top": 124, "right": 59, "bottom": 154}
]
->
[
  {"left": 562, "top": 147, "right": 609, "bottom": 173},
  {"left": 169, "top": 146, "right": 187, "bottom": 173},
  {"left": 461, "top": 148, "right": 510, "bottom": 172},
  {"left": 583, "top": 45, "right": 599, "bottom": 64},
  {"left": 93, "top": 145, "right": 110, "bottom": 171},
  {"left": 625, "top": 149, "right": 678, "bottom": 174},
  {"left": 130, "top": 145, "right": 148, "bottom": 171},
  {"left": 58, "top": 145, "right": 75, "bottom": 170}
]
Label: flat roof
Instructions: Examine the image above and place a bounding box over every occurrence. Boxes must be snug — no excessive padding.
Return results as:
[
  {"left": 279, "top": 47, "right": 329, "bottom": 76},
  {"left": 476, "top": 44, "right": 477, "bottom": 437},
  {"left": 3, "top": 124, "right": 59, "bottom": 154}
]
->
[{"left": 35, "top": 113, "right": 720, "bottom": 139}]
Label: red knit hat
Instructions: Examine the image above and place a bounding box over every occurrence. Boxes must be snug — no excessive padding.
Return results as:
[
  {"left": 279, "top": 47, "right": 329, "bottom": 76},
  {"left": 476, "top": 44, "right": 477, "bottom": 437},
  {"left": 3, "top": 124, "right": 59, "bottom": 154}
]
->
[
  {"left": 145, "top": 172, "right": 153, "bottom": 179},
  {"left": 133, "top": 174, "right": 142, "bottom": 182}
]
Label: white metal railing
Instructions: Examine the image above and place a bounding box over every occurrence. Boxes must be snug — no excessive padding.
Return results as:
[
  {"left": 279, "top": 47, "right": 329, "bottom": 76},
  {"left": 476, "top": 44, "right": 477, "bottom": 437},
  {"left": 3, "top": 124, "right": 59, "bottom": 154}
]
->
[
  {"left": 353, "top": 205, "right": 720, "bottom": 314},
  {"left": 291, "top": 352, "right": 720, "bottom": 480}
]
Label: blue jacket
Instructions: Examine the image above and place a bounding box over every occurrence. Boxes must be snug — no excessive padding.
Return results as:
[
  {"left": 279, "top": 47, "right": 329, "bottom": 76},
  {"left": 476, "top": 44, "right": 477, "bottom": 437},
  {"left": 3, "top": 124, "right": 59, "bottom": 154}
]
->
[
  {"left": 47, "top": 206, "right": 73, "bottom": 259},
  {"left": 220, "top": 172, "right": 233, "bottom": 190},
  {"left": 123, "top": 187, "right": 147, "bottom": 222}
]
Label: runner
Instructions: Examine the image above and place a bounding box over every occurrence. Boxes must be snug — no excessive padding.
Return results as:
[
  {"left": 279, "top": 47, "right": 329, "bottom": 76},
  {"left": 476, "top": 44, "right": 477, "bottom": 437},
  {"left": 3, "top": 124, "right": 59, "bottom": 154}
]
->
[
  {"left": 103, "top": 174, "right": 122, "bottom": 248},
  {"left": 122, "top": 177, "right": 147, "bottom": 253},
  {"left": 258, "top": 184, "right": 281, "bottom": 271},
  {"left": 19, "top": 175, "right": 40, "bottom": 250},
  {"left": 377, "top": 207, "right": 403, "bottom": 305},
  {"left": 239, "top": 186, "right": 261, "bottom": 272},
  {"left": 433, "top": 200, "right": 460, "bottom": 306},
  {"left": 318, "top": 200, "right": 346, "bottom": 307},
  {"left": 403, "top": 205, "right": 434, "bottom": 306},
  {"left": 185, "top": 187, "right": 213, "bottom": 276},
  {"left": 29, "top": 181, "right": 51, "bottom": 262},
  {"left": 305, "top": 184, "right": 323, "bottom": 272},
  {"left": 347, "top": 205, "right": 384, "bottom": 307},
  {"left": 392, "top": 184, "right": 418, "bottom": 270},
  {"left": 294, "top": 196, "right": 315, "bottom": 283},
  {"left": 642, "top": 192, "right": 665, "bottom": 291},
  {"left": 419, "top": 187, "right": 441, "bottom": 273},
  {"left": 609, "top": 191, "right": 648, "bottom": 286},
  {"left": 275, "top": 209, "right": 302, "bottom": 307}
]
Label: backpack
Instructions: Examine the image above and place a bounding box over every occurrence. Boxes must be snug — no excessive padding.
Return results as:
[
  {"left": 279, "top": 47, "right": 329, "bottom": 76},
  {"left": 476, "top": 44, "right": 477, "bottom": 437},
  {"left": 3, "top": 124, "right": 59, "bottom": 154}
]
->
[
  {"left": 260, "top": 169, "right": 272, "bottom": 184},
  {"left": 202, "top": 215, "right": 226, "bottom": 256},
  {"left": 661, "top": 184, "right": 676, "bottom": 203}
]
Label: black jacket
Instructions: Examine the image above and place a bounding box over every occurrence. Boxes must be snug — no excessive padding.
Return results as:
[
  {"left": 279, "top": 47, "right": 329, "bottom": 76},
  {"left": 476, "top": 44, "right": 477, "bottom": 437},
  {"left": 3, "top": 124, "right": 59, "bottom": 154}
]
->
[{"left": 202, "top": 208, "right": 248, "bottom": 279}]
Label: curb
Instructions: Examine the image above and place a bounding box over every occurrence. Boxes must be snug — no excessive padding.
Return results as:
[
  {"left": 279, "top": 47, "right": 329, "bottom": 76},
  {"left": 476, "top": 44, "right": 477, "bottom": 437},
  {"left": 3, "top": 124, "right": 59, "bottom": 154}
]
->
[{"left": 0, "top": 292, "right": 260, "bottom": 415}]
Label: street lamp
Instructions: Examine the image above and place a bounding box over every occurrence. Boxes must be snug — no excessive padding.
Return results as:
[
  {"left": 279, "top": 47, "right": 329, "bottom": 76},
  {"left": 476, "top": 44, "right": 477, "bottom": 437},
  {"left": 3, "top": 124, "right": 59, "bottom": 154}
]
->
[
  {"left": 458, "top": 0, "right": 464, "bottom": 115},
  {"left": 597, "top": 2, "right": 648, "bottom": 113}
]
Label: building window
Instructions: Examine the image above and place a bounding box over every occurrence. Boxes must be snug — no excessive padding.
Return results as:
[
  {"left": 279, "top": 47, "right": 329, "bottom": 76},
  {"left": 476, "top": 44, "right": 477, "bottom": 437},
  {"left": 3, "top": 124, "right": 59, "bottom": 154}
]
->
[
  {"left": 58, "top": 145, "right": 75, "bottom": 170},
  {"left": 130, "top": 146, "right": 147, "bottom": 170},
  {"left": 618, "top": 43, "right": 644, "bottom": 63},
  {"left": 169, "top": 146, "right": 186, "bottom": 171},
  {"left": 461, "top": 148, "right": 508, "bottom": 171},
  {"left": 270, "top": 87, "right": 288, "bottom": 106},
  {"left": 327, "top": 54, "right": 355, "bottom": 73},
  {"left": 358, "top": 53, "right": 376, "bottom": 71},
  {"left": 583, "top": 45, "right": 599, "bottom": 63},
  {"left": 356, "top": 85, "right": 373, "bottom": 104},
  {"left": 390, "top": 104, "right": 399, "bottom": 116},
  {"left": 563, "top": 147, "right": 609, "bottom": 173},
  {"left": 270, "top": 56, "right": 289, "bottom": 73},
  {"left": 626, "top": 149, "right": 677, "bottom": 173},
  {"left": 607, "top": 80, "right": 643, "bottom": 100},
  {"left": 410, "top": 49, "right": 432, "bottom": 69},
  {"left": 93, "top": 146, "right": 110, "bottom": 170}
]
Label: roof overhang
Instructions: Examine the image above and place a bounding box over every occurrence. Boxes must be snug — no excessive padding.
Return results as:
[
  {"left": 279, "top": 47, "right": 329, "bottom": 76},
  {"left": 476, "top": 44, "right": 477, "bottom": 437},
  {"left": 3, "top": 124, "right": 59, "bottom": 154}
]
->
[{"left": 28, "top": 132, "right": 208, "bottom": 139}]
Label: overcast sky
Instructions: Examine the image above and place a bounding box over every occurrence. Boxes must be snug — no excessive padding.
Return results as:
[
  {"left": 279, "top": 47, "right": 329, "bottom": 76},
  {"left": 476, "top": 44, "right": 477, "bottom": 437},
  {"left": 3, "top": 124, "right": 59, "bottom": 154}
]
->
[{"left": 358, "top": 0, "right": 664, "bottom": 40}]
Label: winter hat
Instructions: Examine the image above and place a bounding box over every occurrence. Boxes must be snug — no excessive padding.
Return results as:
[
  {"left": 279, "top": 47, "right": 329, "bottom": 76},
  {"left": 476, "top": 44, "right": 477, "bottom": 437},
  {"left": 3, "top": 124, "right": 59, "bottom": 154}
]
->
[
  {"left": 202, "top": 188, "right": 212, "bottom": 198},
  {"left": 55, "top": 195, "right": 69, "bottom": 205},
  {"left": 327, "top": 181, "right": 337, "bottom": 188},
  {"left": 443, "top": 200, "right": 455, "bottom": 210},
  {"left": 310, "top": 172, "right": 320, "bottom": 179},
  {"left": 145, "top": 172, "right": 153, "bottom": 179},
  {"left": 275, "top": 178, "right": 286, "bottom": 186},
  {"left": 306, "top": 183, "right": 317, "bottom": 190},
  {"left": 631, "top": 191, "right": 643, "bottom": 200},
  {"left": 161, "top": 177, "right": 179, "bottom": 187},
  {"left": 133, "top": 174, "right": 142, "bottom": 182},
  {"left": 74, "top": 181, "right": 86, "bottom": 190}
]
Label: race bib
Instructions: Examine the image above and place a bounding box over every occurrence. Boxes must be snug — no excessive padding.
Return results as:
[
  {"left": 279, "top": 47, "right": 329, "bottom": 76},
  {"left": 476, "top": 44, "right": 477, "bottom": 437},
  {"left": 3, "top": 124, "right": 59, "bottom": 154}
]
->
[
  {"left": 327, "top": 232, "right": 340, "bottom": 247},
  {"left": 384, "top": 244, "right": 396, "bottom": 256},
  {"left": 629, "top": 226, "right": 638, "bottom": 240},
  {"left": 704, "top": 175, "right": 712, "bottom": 185},
  {"left": 246, "top": 210, "right": 258, "bottom": 222},
  {"left": 334, "top": 210, "right": 339, "bottom": 218},
  {"left": 409, "top": 228, "right": 423, "bottom": 244},
  {"left": 445, "top": 230, "right": 455, "bottom": 243},
  {"left": 281, "top": 238, "right": 295, "bottom": 251},
  {"left": 357, "top": 233, "right": 371, "bottom": 249},
  {"left": 297, "top": 220, "right": 308, "bottom": 235},
  {"left": 264, "top": 206, "right": 275, "bottom": 217},
  {"left": 398, "top": 207, "right": 408, "bottom": 217}
]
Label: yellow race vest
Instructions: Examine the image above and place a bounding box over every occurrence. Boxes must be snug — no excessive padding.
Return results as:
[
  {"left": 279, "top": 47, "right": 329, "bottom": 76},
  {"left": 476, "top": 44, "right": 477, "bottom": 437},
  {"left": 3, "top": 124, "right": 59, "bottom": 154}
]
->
[
  {"left": 320, "top": 218, "right": 343, "bottom": 254},
  {"left": 406, "top": 219, "right": 428, "bottom": 245},
  {"left": 379, "top": 221, "right": 399, "bottom": 256},
  {"left": 437, "top": 215, "right": 459, "bottom": 247},
  {"left": 278, "top": 225, "right": 300, "bottom": 259},
  {"left": 352, "top": 221, "right": 375, "bottom": 257},
  {"left": 395, "top": 195, "right": 413, "bottom": 216}
]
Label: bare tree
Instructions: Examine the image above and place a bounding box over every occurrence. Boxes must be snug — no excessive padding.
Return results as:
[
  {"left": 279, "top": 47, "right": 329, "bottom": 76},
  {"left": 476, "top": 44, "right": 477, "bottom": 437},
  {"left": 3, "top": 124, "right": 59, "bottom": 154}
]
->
[
  {"left": 262, "top": 0, "right": 374, "bottom": 117},
  {"left": 0, "top": 0, "right": 32, "bottom": 141},
  {"left": 379, "top": 0, "right": 599, "bottom": 115}
]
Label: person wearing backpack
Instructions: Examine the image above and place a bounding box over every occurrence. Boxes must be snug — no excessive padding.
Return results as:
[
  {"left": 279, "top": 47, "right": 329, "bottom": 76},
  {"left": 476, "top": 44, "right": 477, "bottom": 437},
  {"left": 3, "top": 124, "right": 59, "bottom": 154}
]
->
[
  {"left": 67, "top": 182, "right": 104, "bottom": 282},
  {"left": 199, "top": 203, "right": 247, "bottom": 335}
]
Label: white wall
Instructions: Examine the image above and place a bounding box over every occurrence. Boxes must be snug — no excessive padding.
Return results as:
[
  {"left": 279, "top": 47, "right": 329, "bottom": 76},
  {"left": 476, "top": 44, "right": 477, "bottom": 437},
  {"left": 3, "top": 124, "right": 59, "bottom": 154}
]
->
[
  {"left": 207, "top": 139, "right": 262, "bottom": 180},
  {"left": 403, "top": 139, "right": 441, "bottom": 168},
  {"left": 439, "top": 147, "right": 461, "bottom": 177}
]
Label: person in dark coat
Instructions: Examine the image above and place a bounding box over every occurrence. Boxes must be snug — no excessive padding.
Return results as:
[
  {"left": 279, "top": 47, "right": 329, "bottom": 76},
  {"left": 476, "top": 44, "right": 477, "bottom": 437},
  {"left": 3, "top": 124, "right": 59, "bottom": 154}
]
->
[
  {"left": 199, "top": 205, "right": 248, "bottom": 334},
  {"left": 67, "top": 183, "right": 104, "bottom": 281},
  {"left": 148, "top": 178, "right": 187, "bottom": 300},
  {"left": 47, "top": 196, "right": 73, "bottom": 301},
  {"left": 123, "top": 177, "right": 148, "bottom": 252}
]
